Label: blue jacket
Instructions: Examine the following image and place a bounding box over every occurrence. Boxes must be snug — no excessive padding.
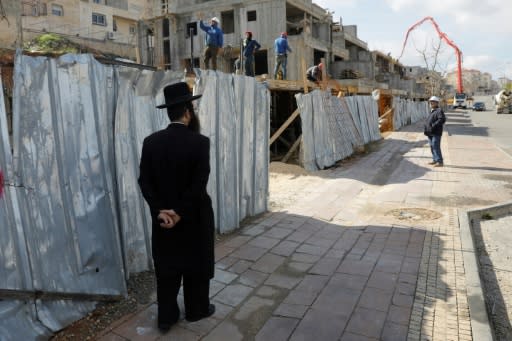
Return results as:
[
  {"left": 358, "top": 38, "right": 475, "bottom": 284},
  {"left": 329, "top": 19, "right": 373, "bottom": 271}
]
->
[
  {"left": 243, "top": 39, "right": 261, "bottom": 57},
  {"left": 199, "top": 21, "right": 223, "bottom": 47},
  {"left": 274, "top": 37, "right": 291, "bottom": 55},
  {"left": 424, "top": 107, "right": 446, "bottom": 136}
]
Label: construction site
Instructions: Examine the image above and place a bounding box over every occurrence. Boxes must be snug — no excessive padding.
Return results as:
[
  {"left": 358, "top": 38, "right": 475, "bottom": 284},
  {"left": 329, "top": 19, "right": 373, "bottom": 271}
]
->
[{"left": 1, "top": 0, "right": 512, "bottom": 340}]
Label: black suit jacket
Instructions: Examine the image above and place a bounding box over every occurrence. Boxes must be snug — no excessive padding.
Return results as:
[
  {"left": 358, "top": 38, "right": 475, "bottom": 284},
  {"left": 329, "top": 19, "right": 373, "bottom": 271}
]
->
[{"left": 138, "top": 123, "right": 214, "bottom": 278}]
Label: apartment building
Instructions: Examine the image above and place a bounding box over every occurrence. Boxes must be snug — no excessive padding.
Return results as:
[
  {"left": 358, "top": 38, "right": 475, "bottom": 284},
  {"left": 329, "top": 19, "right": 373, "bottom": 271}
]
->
[
  {"left": 144, "top": 0, "right": 350, "bottom": 79},
  {"left": 445, "top": 69, "right": 496, "bottom": 95},
  {"left": 0, "top": 0, "right": 152, "bottom": 59}
]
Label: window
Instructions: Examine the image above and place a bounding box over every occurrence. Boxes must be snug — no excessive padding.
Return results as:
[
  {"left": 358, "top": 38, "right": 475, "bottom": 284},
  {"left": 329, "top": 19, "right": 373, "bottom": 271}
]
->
[
  {"left": 221, "top": 10, "right": 234, "bottom": 34},
  {"left": 162, "top": 18, "right": 169, "bottom": 37},
  {"left": 52, "top": 4, "right": 63, "bottom": 16},
  {"left": 113, "top": 18, "right": 117, "bottom": 31},
  {"left": 92, "top": 13, "right": 107, "bottom": 26},
  {"left": 186, "top": 22, "right": 197, "bottom": 37},
  {"left": 247, "top": 10, "right": 257, "bottom": 22},
  {"left": 129, "top": 25, "right": 136, "bottom": 35}
]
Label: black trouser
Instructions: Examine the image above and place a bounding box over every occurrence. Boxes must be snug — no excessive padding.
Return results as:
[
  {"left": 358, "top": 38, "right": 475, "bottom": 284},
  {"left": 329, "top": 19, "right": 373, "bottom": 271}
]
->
[{"left": 156, "top": 270, "right": 211, "bottom": 324}]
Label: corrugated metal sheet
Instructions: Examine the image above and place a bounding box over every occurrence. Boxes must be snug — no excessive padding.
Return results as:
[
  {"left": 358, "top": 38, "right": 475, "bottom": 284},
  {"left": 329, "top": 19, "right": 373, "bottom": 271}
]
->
[
  {"left": 297, "top": 91, "right": 380, "bottom": 172},
  {"left": 393, "top": 97, "right": 429, "bottom": 130},
  {"left": 0, "top": 55, "right": 270, "bottom": 339},
  {"left": 195, "top": 70, "right": 269, "bottom": 233}
]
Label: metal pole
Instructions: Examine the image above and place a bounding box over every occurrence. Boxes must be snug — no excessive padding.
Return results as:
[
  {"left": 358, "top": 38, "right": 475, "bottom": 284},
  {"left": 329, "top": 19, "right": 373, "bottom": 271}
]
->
[{"left": 190, "top": 27, "right": 194, "bottom": 71}]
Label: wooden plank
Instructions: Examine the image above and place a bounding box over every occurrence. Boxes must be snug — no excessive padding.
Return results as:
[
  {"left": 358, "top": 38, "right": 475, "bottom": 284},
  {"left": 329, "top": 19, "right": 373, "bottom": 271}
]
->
[
  {"left": 282, "top": 134, "right": 302, "bottom": 163},
  {"left": 0, "top": 289, "right": 123, "bottom": 302},
  {"left": 270, "top": 109, "right": 300, "bottom": 146},
  {"left": 321, "top": 57, "right": 327, "bottom": 90}
]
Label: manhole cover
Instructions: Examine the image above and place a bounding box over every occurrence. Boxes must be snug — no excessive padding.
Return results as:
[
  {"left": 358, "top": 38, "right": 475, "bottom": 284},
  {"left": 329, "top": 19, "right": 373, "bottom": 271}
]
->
[{"left": 386, "top": 208, "right": 442, "bottom": 221}]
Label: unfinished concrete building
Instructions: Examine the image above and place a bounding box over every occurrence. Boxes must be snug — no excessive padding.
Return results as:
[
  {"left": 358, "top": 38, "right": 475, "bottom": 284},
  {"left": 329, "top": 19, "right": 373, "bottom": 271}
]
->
[{"left": 145, "top": 0, "right": 349, "bottom": 79}]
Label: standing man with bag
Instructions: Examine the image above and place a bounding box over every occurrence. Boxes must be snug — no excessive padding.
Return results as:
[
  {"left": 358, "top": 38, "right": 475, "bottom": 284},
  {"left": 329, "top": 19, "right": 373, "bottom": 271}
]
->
[
  {"left": 138, "top": 82, "right": 215, "bottom": 332},
  {"left": 199, "top": 16, "right": 224, "bottom": 70},
  {"left": 424, "top": 96, "right": 446, "bottom": 167}
]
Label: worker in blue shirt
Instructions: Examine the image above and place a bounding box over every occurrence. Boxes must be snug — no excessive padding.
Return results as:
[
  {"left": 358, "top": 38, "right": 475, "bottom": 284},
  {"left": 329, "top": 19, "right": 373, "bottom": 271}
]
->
[
  {"left": 273, "top": 32, "right": 292, "bottom": 80},
  {"left": 199, "top": 16, "right": 224, "bottom": 70},
  {"left": 242, "top": 31, "right": 261, "bottom": 77}
]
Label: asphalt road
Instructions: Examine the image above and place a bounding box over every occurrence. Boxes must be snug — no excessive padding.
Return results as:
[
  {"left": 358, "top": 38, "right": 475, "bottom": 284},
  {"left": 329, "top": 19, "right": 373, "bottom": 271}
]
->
[{"left": 456, "top": 95, "right": 512, "bottom": 156}]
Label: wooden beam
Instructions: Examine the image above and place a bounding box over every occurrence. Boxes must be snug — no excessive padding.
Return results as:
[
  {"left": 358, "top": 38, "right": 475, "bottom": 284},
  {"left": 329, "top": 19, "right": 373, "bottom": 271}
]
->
[
  {"left": 282, "top": 134, "right": 302, "bottom": 163},
  {"left": 270, "top": 109, "right": 300, "bottom": 146}
]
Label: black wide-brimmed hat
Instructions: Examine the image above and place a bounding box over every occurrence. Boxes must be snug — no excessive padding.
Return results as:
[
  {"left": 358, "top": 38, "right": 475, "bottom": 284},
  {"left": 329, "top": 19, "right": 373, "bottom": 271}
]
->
[{"left": 156, "top": 82, "right": 202, "bottom": 109}]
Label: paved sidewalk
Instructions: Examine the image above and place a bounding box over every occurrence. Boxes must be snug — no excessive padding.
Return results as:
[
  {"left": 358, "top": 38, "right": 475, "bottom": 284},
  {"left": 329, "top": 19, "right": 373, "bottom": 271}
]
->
[{"left": 97, "top": 112, "right": 512, "bottom": 340}]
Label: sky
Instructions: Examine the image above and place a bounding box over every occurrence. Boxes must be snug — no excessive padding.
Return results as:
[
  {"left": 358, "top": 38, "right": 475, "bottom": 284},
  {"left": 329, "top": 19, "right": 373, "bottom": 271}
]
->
[{"left": 313, "top": 0, "right": 512, "bottom": 80}]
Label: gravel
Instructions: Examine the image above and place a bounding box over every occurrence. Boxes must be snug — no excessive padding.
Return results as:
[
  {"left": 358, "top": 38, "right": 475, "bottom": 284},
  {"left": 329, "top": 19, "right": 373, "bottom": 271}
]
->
[{"left": 50, "top": 271, "right": 157, "bottom": 340}]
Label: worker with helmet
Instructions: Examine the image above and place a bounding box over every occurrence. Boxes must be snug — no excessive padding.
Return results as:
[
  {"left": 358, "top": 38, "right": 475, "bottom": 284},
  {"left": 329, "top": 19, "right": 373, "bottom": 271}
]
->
[
  {"left": 424, "top": 96, "right": 446, "bottom": 167},
  {"left": 273, "top": 32, "right": 292, "bottom": 80},
  {"left": 241, "top": 31, "right": 261, "bottom": 77},
  {"left": 199, "top": 15, "right": 224, "bottom": 70},
  {"left": 306, "top": 62, "right": 324, "bottom": 83}
]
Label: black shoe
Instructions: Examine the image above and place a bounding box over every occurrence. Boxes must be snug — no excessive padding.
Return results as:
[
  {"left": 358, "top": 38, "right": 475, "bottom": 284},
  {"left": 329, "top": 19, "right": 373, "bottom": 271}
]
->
[
  {"left": 158, "top": 322, "right": 172, "bottom": 333},
  {"left": 186, "top": 304, "right": 216, "bottom": 322},
  {"left": 158, "top": 317, "right": 178, "bottom": 333}
]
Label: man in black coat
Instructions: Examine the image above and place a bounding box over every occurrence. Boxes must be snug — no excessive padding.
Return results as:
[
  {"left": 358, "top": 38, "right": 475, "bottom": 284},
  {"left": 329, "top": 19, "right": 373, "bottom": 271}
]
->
[
  {"left": 138, "top": 82, "right": 215, "bottom": 332},
  {"left": 424, "top": 96, "right": 446, "bottom": 167}
]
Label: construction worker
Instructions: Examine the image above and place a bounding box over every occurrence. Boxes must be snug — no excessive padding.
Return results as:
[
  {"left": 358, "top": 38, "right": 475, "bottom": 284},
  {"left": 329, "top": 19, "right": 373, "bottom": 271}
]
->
[
  {"left": 306, "top": 62, "right": 323, "bottom": 83},
  {"left": 273, "top": 32, "right": 292, "bottom": 80},
  {"left": 242, "top": 31, "right": 261, "bottom": 77},
  {"left": 424, "top": 96, "right": 446, "bottom": 167},
  {"left": 199, "top": 16, "right": 224, "bottom": 71}
]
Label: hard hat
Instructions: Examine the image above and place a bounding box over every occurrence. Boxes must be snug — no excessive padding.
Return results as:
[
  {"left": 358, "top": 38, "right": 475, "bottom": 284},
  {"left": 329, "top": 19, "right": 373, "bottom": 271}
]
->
[
  {"left": 211, "top": 17, "right": 220, "bottom": 24},
  {"left": 429, "top": 96, "right": 440, "bottom": 102},
  {"left": 318, "top": 63, "right": 323, "bottom": 69}
]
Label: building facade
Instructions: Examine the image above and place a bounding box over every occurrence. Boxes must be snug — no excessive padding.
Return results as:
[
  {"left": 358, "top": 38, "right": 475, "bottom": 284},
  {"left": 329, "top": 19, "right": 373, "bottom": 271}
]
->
[
  {"left": 144, "top": 0, "right": 350, "bottom": 79},
  {"left": 0, "top": 0, "right": 152, "bottom": 60}
]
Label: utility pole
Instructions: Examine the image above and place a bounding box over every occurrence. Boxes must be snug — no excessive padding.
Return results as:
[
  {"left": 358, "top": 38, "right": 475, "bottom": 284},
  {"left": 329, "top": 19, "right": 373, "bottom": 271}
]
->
[
  {"left": 190, "top": 26, "right": 194, "bottom": 72},
  {"left": 15, "top": 0, "right": 22, "bottom": 50}
]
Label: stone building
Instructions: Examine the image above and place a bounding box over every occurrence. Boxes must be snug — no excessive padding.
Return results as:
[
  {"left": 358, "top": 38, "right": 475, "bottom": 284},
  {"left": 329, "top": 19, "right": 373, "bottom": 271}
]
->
[{"left": 0, "top": 0, "right": 152, "bottom": 60}]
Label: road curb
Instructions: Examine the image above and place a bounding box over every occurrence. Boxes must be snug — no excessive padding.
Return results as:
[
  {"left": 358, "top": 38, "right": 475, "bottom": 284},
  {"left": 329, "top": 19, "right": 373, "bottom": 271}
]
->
[{"left": 458, "top": 201, "right": 512, "bottom": 341}]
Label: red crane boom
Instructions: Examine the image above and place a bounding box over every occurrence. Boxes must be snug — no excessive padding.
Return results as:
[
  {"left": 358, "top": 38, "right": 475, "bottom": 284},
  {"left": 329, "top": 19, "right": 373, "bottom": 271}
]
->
[{"left": 398, "top": 16, "right": 463, "bottom": 94}]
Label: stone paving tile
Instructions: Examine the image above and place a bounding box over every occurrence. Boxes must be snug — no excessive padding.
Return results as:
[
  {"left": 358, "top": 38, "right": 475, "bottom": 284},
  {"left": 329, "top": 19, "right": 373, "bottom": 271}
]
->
[
  {"left": 367, "top": 271, "right": 398, "bottom": 293},
  {"left": 228, "top": 259, "right": 252, "bottom": 274},
  {"left": 255, "top": 317, "right": 299, "bottom": 341},
  {"left": 178, "top": 302, "right": 233, "bottom": 336},
  {"left": 233, "top": 296, "right": 275, "bottom": 320},
  {"left": 357, "top": 287, "right": 393, "bottom": 312},
  {"left": 289, "top": 308, "right": 348, "bottom": 341},
  {"left": 202, "top": 321, "right": 244, "bottom": 341},
  {"left": 158, "top": 326, "right": 202, "bottom": 340},
  {"left": 294, "top": 274, "right": 329, "bottom": 293},
  {"left": 248, "top": 236, "right": 281, "bottom": 249},
  {"left": 337, "top": 259, "right": 375, "bottom": 277},
  {"left": 215, "top": 256, "right": 238, "bottom": 270},
  {"left": 339, "top": 332, "right": 379, "bottom": 341},
  {"left": 308, "top": 257, "right": 341, "bottom": 276},
  {"left": 345, "top": 307, "right": 387, "bottom": 339},
  {"left": 230, "top": 245, "right": 267, "bottom": 261},
  {"left": 283, "top": 290, "right": 318, "bottom": 306},
  {"left": 328, "top": 273, "right": 369, "bottom": 292},
  {"left": 295, "top": 244, "right": 328, "bottom": 256},
  {"left": 304, "top": 235, "right": 337, "bottom": 249},
  {"left": 209, "top": 280, "right": 226, "bottom": 297},
  {"left": 241, "top": 224, "right": 266, "bottom": 236},
  {"left": 381, "top": 322, "right": 408, "bottom": 341},
  {"left": 287, "top": 261, "right": 313, "bottom": 272},
  {"left": 238, "top": 269, "right": 269, "bottom": 288},
  {"left": 264, "top": 273, "right": 302, "bottom": 289},
  {"left": 213, "top": 284, "right": 253, "bottom": 307},
  {"left": 250, "top": 253, "right": 286, "bottom": 273},
  {"left": 112, "top": 304, "right": 161, "bottom": 340},
  {"left": 213, "top": 269, "right": 238, "bottom": 284},
  {"left": 271, "top": 240, "right": 300, "bottom": 257},
  {"left": 255, "top": 285, "right": 280, "bottom": 297},
  {"left": 261, "top": 226, "right": 294, "bottom": 239},
  {"left": 222, "top": 235, "right": 252, "bottom": 248},
  {"left": 387, "top": 305, "right": 412, "bottom": 325},
  {"left": 273, "top": 303, "right": 309, "bottom": 319},
  {"left": 290, "top": 253, "right": 320, "bottom": 263},
  {"left": 286, "top": 229, "right": 317, "bottom": 243}
]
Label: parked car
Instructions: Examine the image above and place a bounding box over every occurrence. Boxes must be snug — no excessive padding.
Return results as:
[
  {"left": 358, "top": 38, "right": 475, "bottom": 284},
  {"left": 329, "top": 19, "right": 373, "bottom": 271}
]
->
[{"left": 472, "top": 102, "right": 486, "bottom": 111}]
